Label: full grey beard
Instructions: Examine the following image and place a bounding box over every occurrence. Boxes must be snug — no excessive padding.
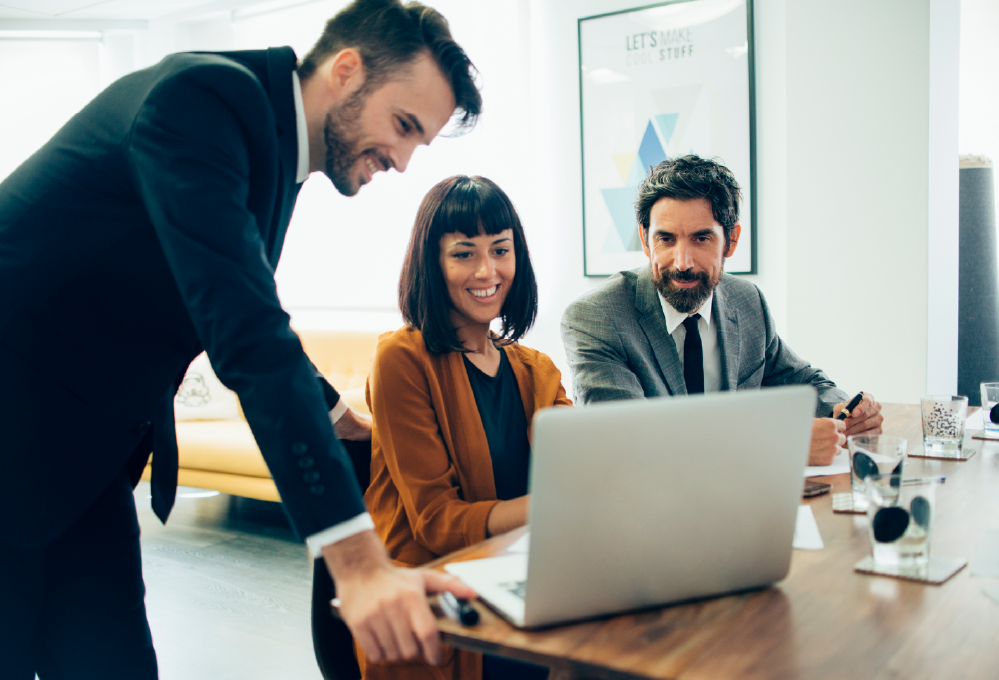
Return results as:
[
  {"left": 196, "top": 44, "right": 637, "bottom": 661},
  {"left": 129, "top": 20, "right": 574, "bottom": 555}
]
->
[{"left": 652, "top": 266, "right": 721, "bottom": 314}]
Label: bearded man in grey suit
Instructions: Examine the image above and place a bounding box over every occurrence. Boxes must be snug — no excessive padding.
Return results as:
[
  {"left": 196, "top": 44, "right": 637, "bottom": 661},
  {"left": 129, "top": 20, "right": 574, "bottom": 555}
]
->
[{"left": 561, "top": 155, "right": 883, "bottom": 465}]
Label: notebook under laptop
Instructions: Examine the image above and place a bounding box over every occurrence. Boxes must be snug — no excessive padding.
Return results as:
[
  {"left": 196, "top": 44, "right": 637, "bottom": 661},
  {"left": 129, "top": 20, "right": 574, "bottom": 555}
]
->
[{"left": 445, "top": 386, "right": 817, "bottom": 628}]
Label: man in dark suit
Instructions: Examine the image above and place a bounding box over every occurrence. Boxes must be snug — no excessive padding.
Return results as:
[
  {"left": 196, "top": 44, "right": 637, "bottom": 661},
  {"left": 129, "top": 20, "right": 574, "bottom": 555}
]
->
[
  {"left": 561, "top": 155, "right": 884, "bottom": 465},
  {"left": 0, "top": 1, "right": 480, "bottom": 677}
]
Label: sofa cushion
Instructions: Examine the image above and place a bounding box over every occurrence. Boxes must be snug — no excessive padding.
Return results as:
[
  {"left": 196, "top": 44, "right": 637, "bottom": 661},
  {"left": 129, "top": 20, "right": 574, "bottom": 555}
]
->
[
  {"left": 176, "top": 420, "right": 271, "bottom": 477},
  {"left": 174, "top": 353, "right": 240, "bottom": 421}
]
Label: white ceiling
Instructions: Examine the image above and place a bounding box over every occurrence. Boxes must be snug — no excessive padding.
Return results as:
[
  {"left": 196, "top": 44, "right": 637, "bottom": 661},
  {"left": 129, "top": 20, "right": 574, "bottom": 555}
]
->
[{"left": 0, "top": 0, "right": 275, "bottom": 21}]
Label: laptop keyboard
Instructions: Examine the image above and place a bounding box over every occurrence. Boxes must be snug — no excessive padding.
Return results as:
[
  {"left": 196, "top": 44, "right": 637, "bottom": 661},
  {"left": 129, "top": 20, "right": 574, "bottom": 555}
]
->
[{"left": 500, "top": 580, "right": 527, "bottom": 600}]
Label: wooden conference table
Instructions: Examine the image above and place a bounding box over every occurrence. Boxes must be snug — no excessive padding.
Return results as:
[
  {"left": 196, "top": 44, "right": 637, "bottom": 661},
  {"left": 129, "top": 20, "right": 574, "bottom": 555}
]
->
[{"left": 426, "top": 403, "right": 999, "bottom": 679}]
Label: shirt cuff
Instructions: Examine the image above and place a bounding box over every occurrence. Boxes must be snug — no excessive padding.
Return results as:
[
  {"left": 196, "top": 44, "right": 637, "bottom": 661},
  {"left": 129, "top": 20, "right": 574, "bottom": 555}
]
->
[
  {"left": 305, "top": 512, "right": 375, "bottom": 559},
  {"left": 328, "top": 398, "right": 349, "bottom": 425}
]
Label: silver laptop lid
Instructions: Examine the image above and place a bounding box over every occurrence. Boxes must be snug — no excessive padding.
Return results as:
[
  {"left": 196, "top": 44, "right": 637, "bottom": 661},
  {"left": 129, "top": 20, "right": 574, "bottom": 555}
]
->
[{"left": 523, "top": 386, "right": 816, "bottom": 627}]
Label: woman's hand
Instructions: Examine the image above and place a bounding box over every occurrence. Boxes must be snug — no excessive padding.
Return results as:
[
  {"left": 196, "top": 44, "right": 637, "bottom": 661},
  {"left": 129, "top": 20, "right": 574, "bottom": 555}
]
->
[{"left": 486, "top": 495, "right": 530, "bottom": 537}]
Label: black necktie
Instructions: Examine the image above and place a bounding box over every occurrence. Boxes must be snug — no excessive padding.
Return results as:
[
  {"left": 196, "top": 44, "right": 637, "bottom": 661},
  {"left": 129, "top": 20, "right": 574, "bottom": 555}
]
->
[
  {"left": 151, "top": 386, "right": 179, "bottom": 523},
  {"left": 682, "top": 314, "right": 704, "bottom": 394}
]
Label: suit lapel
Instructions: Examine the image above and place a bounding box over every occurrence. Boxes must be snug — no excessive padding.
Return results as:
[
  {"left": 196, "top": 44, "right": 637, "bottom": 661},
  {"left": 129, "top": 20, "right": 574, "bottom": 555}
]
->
[
  {"left": 263, "top": 46, "right": 300, "bottom": 266},
  {"left": 714, "top": 279, "right": 741, "bottom": 391},
  {"left": 634, "top": 268, "right": 686, "bottom": 395}
]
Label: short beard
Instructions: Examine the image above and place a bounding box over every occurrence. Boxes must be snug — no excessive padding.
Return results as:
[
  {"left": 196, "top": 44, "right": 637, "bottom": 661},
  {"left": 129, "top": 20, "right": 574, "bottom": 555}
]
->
[
  {"left": 652, "top": 263, "right": 723, "bottom": 314},
  {"left": 322, "top": 89, "right": 367, "bottom": 197}
]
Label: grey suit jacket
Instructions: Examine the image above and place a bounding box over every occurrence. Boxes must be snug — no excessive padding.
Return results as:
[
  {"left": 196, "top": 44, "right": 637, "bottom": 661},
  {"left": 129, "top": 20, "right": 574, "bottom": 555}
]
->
[{"left": 561, "top": 267, "right": 848, "bottom": 417}]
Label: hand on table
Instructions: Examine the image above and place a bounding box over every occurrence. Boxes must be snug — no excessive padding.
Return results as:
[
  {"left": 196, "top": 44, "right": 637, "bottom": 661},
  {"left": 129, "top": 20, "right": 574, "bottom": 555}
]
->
[
  {"left": 809, "top": 417, "right": 846, "bottom": 465},
  {"left": 832, "top": 393, "right": 884, "bottom": 437},
  {"left": 323, "top": 529, "right": 477, "bottom": 666},
  {"left": 334, "top": 407, "right": 373, "bottom": 441}
]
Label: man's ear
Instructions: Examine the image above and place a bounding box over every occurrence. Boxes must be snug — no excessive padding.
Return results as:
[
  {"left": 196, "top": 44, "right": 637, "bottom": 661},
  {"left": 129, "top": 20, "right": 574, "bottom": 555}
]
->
[
  {"left": 327, "top": 48, "right": 365, "bottom": 100},
  {"left": 724, "top": 223, "right": 741, "bottom": 258},
  {"left": 639, "top": 225, "right": 651, "bottom": 257}
]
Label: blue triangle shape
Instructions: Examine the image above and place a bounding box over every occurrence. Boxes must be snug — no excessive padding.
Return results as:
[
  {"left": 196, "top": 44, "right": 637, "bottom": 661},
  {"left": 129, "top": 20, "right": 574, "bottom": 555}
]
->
[
  {"left": 601, "top": 186, "right": 640, "bottom": 251},
  {"left": 638, "top": 121, "right": 666, "bottom": 171},
  {"left": 655, "top": 113, "right": 679, "bottom": 146}
]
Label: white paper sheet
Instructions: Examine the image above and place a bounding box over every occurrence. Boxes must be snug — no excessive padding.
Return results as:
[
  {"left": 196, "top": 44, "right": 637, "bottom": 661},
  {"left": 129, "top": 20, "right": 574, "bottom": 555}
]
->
[
  {"left": 966, "top": 410, "right": 984, "bottom": 430},
  {"left": 507, "top": 532, "right": 530, "bottom": 554},
  {"left": 793, "top": 505, "right": 824, "bottom": 550},
  {"left": 803, "top": 449, "right": 851, "bottom": 477}
]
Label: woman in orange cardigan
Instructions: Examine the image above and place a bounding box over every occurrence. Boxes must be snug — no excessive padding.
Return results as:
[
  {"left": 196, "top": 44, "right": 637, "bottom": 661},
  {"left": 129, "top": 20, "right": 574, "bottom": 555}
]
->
[{"left": 360, "top": 175, "right": 571, "bottom": 680}]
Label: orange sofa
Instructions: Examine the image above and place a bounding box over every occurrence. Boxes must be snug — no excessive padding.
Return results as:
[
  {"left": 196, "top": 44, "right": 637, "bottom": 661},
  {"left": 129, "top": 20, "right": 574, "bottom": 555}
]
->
[{"left": 142, "top": 330, "right": 381, "bottom": 502}]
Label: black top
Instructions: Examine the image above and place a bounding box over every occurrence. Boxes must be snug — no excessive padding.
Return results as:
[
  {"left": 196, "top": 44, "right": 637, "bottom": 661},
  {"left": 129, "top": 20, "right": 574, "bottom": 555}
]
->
[{"left": 463, "top": 350, "right": 532, "bottom": 501}]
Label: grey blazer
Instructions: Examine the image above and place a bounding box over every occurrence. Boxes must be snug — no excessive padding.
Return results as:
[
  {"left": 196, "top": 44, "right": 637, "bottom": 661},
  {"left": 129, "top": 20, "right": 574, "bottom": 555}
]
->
[{"left": 561, "top": 267, "right": 848, "bottom": 417}]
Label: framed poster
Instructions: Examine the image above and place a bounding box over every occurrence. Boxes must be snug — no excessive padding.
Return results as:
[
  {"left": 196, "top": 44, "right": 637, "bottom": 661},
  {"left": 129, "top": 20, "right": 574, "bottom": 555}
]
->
[{"left": 579, "top": 0, "right": 756, "bottom": 276}]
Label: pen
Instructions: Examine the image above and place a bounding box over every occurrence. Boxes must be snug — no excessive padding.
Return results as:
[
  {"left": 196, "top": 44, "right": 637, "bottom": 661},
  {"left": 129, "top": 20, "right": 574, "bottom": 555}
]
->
[
  {"left": 439, "top": 592, "right": 479, "bottom": 626},
  {"left": 902, "top": 476, "right": 946, "bottom": 485},
  {"left": 837, "top": 392, "right": 865, "bottom": 420}
]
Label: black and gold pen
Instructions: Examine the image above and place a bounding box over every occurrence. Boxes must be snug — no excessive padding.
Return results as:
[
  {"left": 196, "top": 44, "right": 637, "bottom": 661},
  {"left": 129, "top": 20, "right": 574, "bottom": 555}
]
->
[{"left": 836, "top": 392, "right": 865, "bottom": 420}]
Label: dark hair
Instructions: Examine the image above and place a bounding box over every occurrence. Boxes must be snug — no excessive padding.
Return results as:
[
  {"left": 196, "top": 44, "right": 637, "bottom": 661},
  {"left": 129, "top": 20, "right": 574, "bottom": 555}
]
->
[
  {"left": 298, "top": 0, "right": 481, "bottom": 134},
  {"left": 635, "top": 155, "right": 742, "bottom": 246},
  {"left": 399, "top": 176, "right": 538, "bottom": 354}
]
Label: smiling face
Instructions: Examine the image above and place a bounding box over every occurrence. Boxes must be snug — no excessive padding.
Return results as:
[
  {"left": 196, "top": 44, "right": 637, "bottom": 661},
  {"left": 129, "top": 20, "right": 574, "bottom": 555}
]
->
[
  {"left": 439, "top": 228, "right": 516, "bottom": 329},
  {"left": 323, "top": 52, "right": 456, "bottom": 196},
  {"left": 640, "top": 196, "right": 741, "bottom": 313}
]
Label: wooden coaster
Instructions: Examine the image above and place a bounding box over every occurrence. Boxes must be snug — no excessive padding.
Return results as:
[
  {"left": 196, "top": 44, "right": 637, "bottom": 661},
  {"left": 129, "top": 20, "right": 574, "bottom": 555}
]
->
[
  {"left": 832, "top": 492, "right": 866, "bottom": 514},
  {"left": 908, "top": 447, "right": 977, "bottom": 461},
  {"left": 854, "top": 555, "right": 967, "bottom": 585}
]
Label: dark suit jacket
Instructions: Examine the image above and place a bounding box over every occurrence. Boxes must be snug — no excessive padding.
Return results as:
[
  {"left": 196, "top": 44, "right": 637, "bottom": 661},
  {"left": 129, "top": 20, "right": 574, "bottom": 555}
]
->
[
  {"left": 561, "top": 267, "right": 848, "bottom": 416},
  {"left": 0, "top": 47, "right": 365, "bottom": 551}
]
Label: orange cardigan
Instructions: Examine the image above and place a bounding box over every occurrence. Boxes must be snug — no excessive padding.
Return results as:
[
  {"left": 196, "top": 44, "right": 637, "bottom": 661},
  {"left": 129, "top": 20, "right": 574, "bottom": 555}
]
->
[
  {"left": 365, "top": 326, "right": 573, "bottom": 567},
  {"left": 357, "top": 327, "right": 571, "bottom": 680}
]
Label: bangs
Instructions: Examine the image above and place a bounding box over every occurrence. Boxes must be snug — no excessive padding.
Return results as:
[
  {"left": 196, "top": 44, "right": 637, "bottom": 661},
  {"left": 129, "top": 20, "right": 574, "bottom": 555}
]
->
[{"left": 428, "top": 176, "right": 519, "bottom": 241}]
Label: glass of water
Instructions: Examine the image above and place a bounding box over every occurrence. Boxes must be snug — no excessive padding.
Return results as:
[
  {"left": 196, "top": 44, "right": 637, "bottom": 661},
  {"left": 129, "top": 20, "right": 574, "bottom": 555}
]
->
[
  {"left": 847, "top": 434, "right": 906, "bottom": 512},
  {"left": 920, "top": 395, "right": 968, "bottom": 456},
  {"left": 865, "top": 474, "right": 935, "bottom": 574},
  {"left": 981, "top": 383, "right": 999, "bottom": 433}
]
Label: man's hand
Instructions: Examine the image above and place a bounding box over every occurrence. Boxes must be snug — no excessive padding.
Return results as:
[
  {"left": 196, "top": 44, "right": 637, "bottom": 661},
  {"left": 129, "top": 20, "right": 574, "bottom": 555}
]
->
[
  {"left": 809, "top": 417, "right": 846, "bottom": 465},
  {"left": 334, "top": 407, "right": 372, "bottom": 441},
  {"left": 832, "top": 393, "right": 884, "bottom": 437},
  {"left": 323, "top": 529, "right": 476, "bottom": 666}
]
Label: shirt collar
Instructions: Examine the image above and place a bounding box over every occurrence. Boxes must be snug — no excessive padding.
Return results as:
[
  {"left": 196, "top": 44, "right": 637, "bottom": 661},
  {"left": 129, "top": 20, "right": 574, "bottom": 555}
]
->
[
  {"left": 657, "top": 289, "right": 714, "bottom": 335},
  {"left": 292, "top": 71, "right": 309, "bottom": 184}
]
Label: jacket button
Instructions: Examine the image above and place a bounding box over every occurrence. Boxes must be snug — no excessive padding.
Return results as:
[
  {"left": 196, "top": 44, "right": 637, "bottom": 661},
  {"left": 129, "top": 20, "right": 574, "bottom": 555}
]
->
[
  {"left": 303, "top": 471, "right": 320, "bottom": 484},
  {"left": 309, "top": 484, "right": 325, "bottom": 496},
  {"left": 298, "top": 456, "right": 314, "bottom": 469},
  {"left": 291, "top": 442, "right": 308, "bottom": 456},
  {"left": 138, "top": 421, "right": 152, "bottom": 433}
]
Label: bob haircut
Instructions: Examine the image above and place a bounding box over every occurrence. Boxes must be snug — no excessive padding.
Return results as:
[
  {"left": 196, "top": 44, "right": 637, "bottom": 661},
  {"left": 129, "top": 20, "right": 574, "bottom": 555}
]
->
[{"left": 399, "top": 175, "right": 538, "bottom": 355}]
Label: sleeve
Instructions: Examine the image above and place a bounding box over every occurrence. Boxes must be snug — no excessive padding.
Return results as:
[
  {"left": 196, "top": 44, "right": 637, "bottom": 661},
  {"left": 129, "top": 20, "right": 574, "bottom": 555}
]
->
[
  {"left": 757, "top": 288, "right": 849, "bottom": 417},
  {"left": 561, "top": 298, "right": 646, "bottom": 405},
  {"left": 368, "top": 339, "right": 500, "bottom": 557},
  {"left": 129, "top": 64, "right": 365, "bottom": 539}
]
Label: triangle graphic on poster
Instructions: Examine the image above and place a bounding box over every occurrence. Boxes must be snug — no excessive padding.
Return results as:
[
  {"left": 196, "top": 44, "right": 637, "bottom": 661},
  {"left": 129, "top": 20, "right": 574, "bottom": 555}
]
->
[
  {"left": 649, "top": 84, "right": 702, "bottom": 154},
  {"left": 612, "top": 153, "right": 637, "bottom": 184}
]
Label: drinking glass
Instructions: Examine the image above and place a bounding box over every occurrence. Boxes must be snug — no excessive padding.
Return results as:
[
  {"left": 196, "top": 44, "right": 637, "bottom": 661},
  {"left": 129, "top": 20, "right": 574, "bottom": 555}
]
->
[
  {"left": 920, "top": 395, "right": 968, "bottom": 456},
  {"left": 980, "top": 383, "right": 999, "bottom": 433},
  {"left": 847, "top": 434, "right": 906, "bottom": 512},
  {"left": 865, "top": 474, "right": 935, "bottom": 574}
]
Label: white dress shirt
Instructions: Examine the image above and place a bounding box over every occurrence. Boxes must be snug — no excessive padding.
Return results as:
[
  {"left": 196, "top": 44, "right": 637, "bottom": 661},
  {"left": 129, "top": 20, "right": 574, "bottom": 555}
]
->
[
  {"left": 657, "top": 291, "right": 723, "bottom": 393},
  {"left": 291, "top": 72, "right": 375, "bottom": 557}
]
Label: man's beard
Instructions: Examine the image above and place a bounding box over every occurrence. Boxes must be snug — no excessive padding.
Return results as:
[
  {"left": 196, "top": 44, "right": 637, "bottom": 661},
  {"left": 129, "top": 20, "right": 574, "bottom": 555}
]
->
[
  {"left": 322, "top": 89, "right": 381, "bottom": 197},
  {"left": 652, "top": 264, "right": 722, "bottom": 314}
]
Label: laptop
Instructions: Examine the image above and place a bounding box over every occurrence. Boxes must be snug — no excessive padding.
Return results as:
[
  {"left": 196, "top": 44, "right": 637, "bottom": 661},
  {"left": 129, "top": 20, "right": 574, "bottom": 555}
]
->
[{"left": 445, "top": 385, "right": 817, "bottom": 628}]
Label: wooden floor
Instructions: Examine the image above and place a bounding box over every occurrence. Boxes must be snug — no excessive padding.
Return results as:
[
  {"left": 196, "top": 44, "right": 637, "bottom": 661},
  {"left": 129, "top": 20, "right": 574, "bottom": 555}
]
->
[{"left": 134, "top": 482, "right": 324, "bottom": 680}]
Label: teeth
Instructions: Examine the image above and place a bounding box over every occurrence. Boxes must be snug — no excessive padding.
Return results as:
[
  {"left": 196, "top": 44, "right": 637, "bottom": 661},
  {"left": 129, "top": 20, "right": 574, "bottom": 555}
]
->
[
  {"left": 470, "top": 285, "right": 497, "bottom": 298},
  {"left": 365, "top": 157, "right": 378, "bottom": 173}
]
